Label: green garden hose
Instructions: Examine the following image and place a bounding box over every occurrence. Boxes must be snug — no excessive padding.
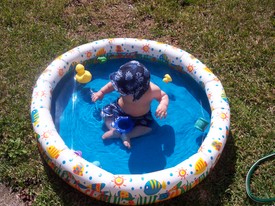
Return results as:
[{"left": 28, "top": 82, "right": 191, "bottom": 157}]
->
[{"left": 245, "top": 153, "right": 275, "bottom": 203}]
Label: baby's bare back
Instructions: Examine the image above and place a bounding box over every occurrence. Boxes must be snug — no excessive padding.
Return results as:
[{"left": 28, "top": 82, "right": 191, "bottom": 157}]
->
[
  {"left": 118, "top": 90, "right": 153, "bottom": 117},
  {"left": 117, "top": 82, "right": 164, "bottom": 117}
]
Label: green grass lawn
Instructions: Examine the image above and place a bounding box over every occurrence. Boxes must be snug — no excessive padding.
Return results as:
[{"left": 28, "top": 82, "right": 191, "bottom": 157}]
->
[{"left": 0, "top": 0, "right": 274, "bottom": 205}]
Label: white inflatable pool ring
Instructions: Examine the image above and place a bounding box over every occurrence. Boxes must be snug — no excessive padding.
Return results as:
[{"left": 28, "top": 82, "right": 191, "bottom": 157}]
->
[{"left": 31, "top": 38, "right": 230, "bottom": 205}]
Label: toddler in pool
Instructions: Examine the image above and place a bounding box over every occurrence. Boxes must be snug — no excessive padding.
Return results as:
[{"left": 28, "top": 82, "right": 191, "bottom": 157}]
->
[{"left": 92, "top": 60, "right": 169, "bottom": 149}]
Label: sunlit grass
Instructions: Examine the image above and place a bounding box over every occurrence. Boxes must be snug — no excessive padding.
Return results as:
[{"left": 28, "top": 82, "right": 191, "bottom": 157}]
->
[{"left": 0, "top": 0, "right": 274, "bottom": 205}]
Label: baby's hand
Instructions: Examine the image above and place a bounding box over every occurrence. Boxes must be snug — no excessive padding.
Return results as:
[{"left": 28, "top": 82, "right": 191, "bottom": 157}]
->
[
  {"left": 155, "top": 104, "right": 167, "bottom": 119},
  {"left": 91, "top": 91, "right": 104, "bottom": 102}
]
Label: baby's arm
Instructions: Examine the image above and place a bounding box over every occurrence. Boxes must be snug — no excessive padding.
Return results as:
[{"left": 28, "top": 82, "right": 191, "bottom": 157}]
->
[
  {"left": 155, "top": 90, "right": 169, "bottom": 119},
  {"left": 92, "top": 82, "right": 114, "bottom": 102},
  {"left": 151, "top": 83, "right": 169, "bottom": 119}
]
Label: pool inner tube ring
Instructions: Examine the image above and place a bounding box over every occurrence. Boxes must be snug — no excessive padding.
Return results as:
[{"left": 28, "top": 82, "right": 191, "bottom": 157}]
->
[{"left": 111, "top": 116, "right": 134, "bottom": 134}]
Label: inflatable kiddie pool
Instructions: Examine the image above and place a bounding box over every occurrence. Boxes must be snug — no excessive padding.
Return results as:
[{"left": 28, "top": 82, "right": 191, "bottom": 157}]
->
[{"left": 31, "top": 38, "right": 230, "bottom": 205}]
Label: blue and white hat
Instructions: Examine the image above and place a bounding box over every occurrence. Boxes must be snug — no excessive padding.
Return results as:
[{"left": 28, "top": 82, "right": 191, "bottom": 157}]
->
[{"left": 110, "top": 60, "right": 150, "bottom": 101}]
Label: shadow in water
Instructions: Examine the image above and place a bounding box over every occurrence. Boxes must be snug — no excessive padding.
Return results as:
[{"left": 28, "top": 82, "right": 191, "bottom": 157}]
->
[
  {"left": 99, "top": 121, "right": 176, "bottom": 174},
  {"left": 128, "top": 124, "right": 175, "bottom": 174}
]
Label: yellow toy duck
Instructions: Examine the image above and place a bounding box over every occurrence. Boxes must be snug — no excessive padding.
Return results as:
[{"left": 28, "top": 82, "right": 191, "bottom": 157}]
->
[
  {"left": 163, "top": 74, "right": 172, "bottom": 83},
  {"left": 75, "top": 64, "right": 92, "bottom": 84}
]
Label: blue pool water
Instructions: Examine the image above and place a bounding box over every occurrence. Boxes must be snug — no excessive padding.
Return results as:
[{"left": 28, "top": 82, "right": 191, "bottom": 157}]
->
[{"left": 51, "top": 59, "right": 211, "bottom": 174}]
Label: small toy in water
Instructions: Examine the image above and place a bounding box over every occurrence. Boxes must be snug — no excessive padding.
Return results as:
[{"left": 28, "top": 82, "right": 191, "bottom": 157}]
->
[
  {"left": 97, "top": 56, "right": 107, "bottom": 63},
  {"left": 92, "top": 161, "right": 101, "bottom": 167},
  {"left": 111, "top": 116, "right": 134, "bottom": 134},
  {"left": 75, "top": 64, "right": 92, "bottom": 84},
  {"left": 194, "top": 117, "right": 209, "bottom": 131},
  {"left": 163, "top": 74, "right": 172, "bottom": 83},
  {"left": 74, "top": 150, "right": 82, "bottom": 156}
]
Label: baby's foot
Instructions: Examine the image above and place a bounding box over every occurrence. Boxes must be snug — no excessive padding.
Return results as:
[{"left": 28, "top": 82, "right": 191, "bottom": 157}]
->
[
  {"left": 123, "top": 140, "right": 131, "bottom": 149},
  {"left": 102, "top": 130, "right": 120, "bottom": 139},
  {"left": 121, "top": 135, "right": 131, "bottom": 149}
]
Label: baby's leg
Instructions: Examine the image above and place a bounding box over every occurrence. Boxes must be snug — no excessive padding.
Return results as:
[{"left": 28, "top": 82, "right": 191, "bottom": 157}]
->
[
  {"left": 102, "top": 117, "right": 121, "bottom": 139},
  {"left": 102, "top": 129, "right": 120, "bottom": 139},
  {"left": 103, "top": 116, "right": 114, "bottom": 130},
  {"left": 127, "top": 126, "right": 152, "bottom": 138},
  {"left": 122, "top": 126, "right": 152, "bottom": 149}
]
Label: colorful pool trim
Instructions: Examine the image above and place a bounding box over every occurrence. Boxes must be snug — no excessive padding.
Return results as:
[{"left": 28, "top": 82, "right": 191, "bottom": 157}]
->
[{"left": 31, "top": 38, "right": 230, "bottom": 205}]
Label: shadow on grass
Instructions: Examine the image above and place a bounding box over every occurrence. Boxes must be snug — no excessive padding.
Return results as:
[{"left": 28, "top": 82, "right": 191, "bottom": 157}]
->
[{"left": 42, "top": 131, "right": 237, "bottom": 206}]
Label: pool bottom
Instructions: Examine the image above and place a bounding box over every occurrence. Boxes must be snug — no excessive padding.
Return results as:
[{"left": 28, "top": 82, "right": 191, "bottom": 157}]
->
[{"left": 51, "top": 59, "right": 210, "bottom": 174}]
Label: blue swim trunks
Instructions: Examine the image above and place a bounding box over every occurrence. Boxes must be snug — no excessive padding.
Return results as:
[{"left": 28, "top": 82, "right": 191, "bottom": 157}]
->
[{"left": 101, "top": 100, "right": 153, "bottom": 127}]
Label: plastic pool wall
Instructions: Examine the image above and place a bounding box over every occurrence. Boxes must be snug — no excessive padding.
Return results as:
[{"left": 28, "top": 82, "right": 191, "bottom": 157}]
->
[{"left": 31, "top": 38, "right": 230, "bottom": 205}]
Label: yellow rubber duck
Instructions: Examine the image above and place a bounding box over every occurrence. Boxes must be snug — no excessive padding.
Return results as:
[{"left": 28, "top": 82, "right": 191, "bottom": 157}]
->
[
  {"left": 75, "top": 64, "right": 92, "bottom": 84},
  {"left": 163, "top": 74, "right": 172, "bottom": 83}
]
